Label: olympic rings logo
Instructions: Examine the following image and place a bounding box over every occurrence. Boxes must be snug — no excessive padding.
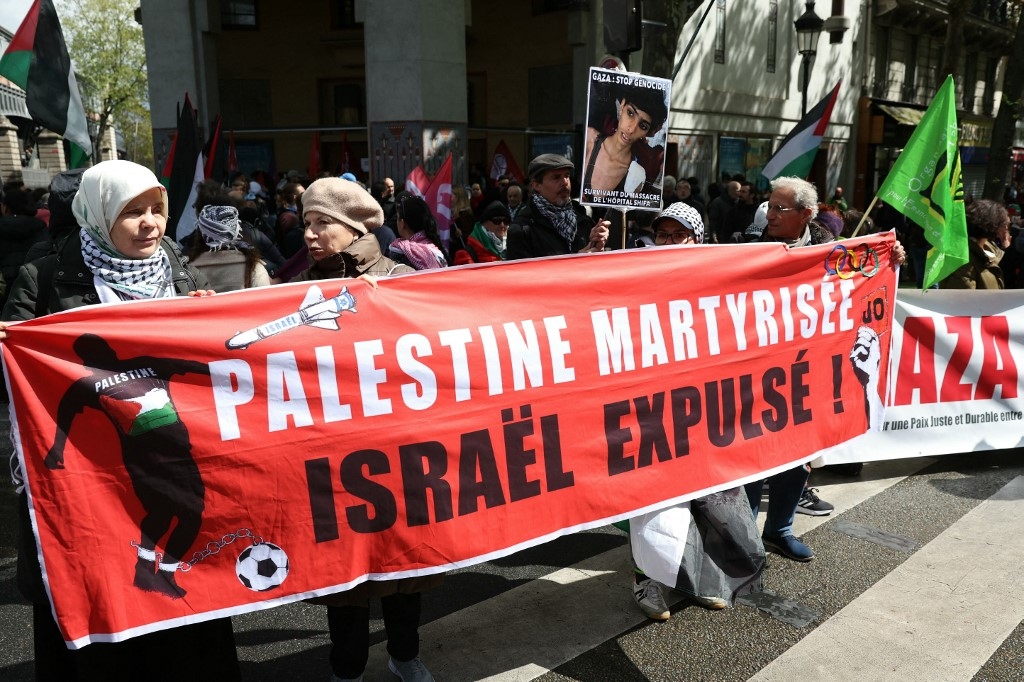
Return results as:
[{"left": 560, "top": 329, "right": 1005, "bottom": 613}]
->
[{"left": 825, "top": 243, "right": 879, "bottom": 279}]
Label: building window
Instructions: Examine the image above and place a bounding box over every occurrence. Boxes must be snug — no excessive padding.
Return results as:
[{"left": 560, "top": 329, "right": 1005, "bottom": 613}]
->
[
  {"left": 222, "top": 0, "right": 258, "bottom": 29},
  {"left": 767, "top": 0, "right": 778, "bottom": 73},
  {"left": 872, "top": 25, "right": 890, "bottom": 99},
  {"left": 219, "top": 79, "right": 273, "bottom": 127},
  {"left": 963, "top": 52, "right": 978, "bottom": 113},
  {"left": 714, "top": 0, "right": 726, "bottom": 64},
  {"left": 902, "top": 35, "right": 918, "bottom": 103},
  {"left": 983, "top": 56, "right": 999, "bottom": 116},
  {"left": 330, "top": 0, "right": 361, "bottom": 29},
  {"left": 319, "top": 81, "right": 365, "bottom": 126}
]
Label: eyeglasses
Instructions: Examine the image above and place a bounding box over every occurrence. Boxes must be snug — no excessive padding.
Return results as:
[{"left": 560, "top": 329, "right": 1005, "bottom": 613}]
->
[
  {"left": 766, "top": 203, "right": 802, "bottom": 215},
  {"left": 655, "top": 231, "right": 696, "bottom": 244},
  {"left": 488, "top": 217, "right": 510, "bottom": 225}
]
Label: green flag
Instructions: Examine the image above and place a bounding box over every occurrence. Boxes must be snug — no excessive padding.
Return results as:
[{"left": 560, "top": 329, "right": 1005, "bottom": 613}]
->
[{"left": 877, "top": 75, "right": 967, "bottom": 289}]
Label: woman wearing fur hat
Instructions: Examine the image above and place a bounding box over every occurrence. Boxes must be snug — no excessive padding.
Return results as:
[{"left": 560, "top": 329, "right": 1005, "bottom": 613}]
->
[
  {"left": 186, "top": 204, "right": 271, "bottom": 292},
  {"left": 0, "top": 160, "right": 239, "bottom": 680},
  {"left": 292, "top": 177, "right": 437, "bottom": 682},
  {"left": 292, "top": 177, "right": 414, "bottom": 283}
]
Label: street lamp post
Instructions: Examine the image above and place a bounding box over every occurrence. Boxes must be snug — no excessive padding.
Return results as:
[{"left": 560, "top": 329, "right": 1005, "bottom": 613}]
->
[{"left": 794, "top": 1, "right": 825, "bottom": 115}]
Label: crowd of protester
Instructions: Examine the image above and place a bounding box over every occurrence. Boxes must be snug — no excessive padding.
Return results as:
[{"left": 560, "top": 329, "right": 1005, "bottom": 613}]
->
[{"left": 19, "top": 148, "right": 1024, "bottom": 680}]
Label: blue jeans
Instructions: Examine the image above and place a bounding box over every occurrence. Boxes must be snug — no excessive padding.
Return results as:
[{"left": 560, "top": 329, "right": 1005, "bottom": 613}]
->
[{"left": 744, "top": 464, "right": 809, "bottom": 539}]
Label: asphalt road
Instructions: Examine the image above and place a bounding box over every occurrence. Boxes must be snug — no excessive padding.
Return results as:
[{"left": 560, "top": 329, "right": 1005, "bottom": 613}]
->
[{"left": 1, "top": 398, "right": 1022, "bottom": 681}]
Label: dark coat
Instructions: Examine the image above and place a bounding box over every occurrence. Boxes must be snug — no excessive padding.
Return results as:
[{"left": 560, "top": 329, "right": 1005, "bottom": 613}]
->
[
  {"left": 506, "top": 198, "right": 595, "bottom": 259},
  {"left": 0, "top": 215, "right": 48, "bottom": 308},
  {"left": 291, "top": 233, "right": 414, "bottom": 281},
  {"left": 3, "top": 234, "right": 208, "bottom": 324}
]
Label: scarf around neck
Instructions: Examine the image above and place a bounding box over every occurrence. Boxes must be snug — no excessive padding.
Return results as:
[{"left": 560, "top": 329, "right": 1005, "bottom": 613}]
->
[
  {"left": 389, "top": 231, "right": 448, "bottom": 270},
  {"left": 469, "top": 222, "right": 505, "bottom": 258},
  {"left": 532, "top": 193, "right": 578, "bottom": 244},
  {"left": 80, "top": 227, "right": 173, "bottom": 301}
]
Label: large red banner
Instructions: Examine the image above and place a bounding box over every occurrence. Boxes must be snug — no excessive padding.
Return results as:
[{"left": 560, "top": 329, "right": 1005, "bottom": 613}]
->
[{"left": 1, "top": 235, "right": 896, "bottom": 646}]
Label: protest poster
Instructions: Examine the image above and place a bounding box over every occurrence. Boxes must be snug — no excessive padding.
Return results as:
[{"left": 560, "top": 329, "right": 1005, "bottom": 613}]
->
[
  {"left": 1, "top": 235, "right": 895, "bottom": 646},
  {"left": 580, "top": 67, "right": 671, "bottom": 211}
]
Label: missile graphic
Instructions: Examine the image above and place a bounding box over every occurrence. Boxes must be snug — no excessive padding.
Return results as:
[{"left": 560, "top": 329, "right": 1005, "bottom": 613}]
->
[{"left": 226, "top": 285, "right": 357, "bottom": 350}]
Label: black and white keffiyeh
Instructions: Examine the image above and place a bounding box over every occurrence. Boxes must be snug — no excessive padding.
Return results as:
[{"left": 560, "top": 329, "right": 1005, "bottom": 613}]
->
[
  {"left": 198, "top": 204, "right": 248, "bottom": 251},
  {"left": 80, "top": 227, "right": 173, "bottom": 300},
  {"left": 532, "top": 193, "right": 578, "bottom": 244}
]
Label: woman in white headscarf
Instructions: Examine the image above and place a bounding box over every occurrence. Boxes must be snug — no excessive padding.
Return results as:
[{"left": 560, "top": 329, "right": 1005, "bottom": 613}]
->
[{"left": 0, "top": 161, "right": 239, "bottom": 680}]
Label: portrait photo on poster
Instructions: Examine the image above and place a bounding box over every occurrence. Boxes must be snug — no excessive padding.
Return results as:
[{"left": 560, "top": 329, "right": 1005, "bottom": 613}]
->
[{"left": 581, "top": 67, "right": 672, "bottom": 211}]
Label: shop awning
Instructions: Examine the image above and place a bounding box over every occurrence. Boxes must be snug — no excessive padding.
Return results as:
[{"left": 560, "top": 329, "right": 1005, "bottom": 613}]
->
[{"left": 877, "top": 104, "right": 924, "bottom": 126}]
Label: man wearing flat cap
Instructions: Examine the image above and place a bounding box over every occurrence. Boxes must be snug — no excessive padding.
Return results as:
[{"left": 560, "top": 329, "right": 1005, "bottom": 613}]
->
[{"left": 506, "top": 154, "right": 609, "bottom": 259}]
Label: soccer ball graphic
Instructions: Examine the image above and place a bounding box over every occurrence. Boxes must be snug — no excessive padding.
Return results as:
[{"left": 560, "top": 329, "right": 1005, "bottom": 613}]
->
[{"left": 236, "top": 542, "right": 289, "bottom": 591}]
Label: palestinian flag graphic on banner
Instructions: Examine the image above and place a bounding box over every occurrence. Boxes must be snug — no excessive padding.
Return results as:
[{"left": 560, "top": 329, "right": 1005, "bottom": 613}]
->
[{"left": 0, "top": 0, "right": 92, "bottom": 167}]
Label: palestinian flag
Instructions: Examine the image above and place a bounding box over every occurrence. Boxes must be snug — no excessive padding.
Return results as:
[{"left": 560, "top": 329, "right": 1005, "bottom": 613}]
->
[
  {"left": 167, "top": 94, "right": 203, "bottom": 245},
  {"left": 761, "top": 81, "right": 841, "bottom": 182},
  {"left": 0, "top": 0, "right": 92, "bottom": 167}
]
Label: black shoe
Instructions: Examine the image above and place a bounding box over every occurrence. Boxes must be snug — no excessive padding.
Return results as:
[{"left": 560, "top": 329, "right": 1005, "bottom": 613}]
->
[{"left": 796, "top": 487, "right": 834, "bottom": 516}]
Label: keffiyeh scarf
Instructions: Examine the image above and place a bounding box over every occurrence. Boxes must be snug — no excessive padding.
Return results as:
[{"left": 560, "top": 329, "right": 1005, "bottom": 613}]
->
[
  {"left": 80, "top": 227, "right": 173, "bottom": 301},
  {"left": 198, "top": 204, "right": 248, "bottom": 251},
  {"left": 389, "top": 232, "right": 448, "bottom": 270},
  {"left": 532, "top": 193, "right": 577, "bottom": 244}
]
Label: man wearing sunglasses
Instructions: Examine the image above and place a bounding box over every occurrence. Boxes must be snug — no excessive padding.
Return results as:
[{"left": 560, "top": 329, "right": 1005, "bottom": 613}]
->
[{"left": 452, "top": 201, "right": 511, "bottom": 264}]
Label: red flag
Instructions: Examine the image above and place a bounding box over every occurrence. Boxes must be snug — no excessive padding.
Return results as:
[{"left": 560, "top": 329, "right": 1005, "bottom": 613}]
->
[
  {"left": 227, "top": 130, "right": 238, "bottom": 173},
  {"left": 405, "top": 165, "right": 429, "bottom": 197},
  {"left": 425, "top": 154, "right": 453, "bottom": 250},
  {"left": 489, "top": 140, "right": 525, "bottom": 184},
  {"left": 307, "top": 131, "right": 321, "bottom": 179},
  {"left": 203, "top": 114, "right": 222, "bottom": 180}
]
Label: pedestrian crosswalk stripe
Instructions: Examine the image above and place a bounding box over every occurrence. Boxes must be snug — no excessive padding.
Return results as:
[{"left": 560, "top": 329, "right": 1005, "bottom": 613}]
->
[{"left": 749, "top": 475, "right": 1024, "bottom": 681}]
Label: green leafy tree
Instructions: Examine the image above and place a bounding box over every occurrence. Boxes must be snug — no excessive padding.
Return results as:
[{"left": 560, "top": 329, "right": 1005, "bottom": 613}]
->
[{"left": 58, "top": 0, "right": 150, "bottom": 166}]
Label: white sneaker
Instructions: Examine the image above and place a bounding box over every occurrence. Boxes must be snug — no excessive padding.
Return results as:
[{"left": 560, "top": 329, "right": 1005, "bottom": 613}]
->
[{"left": 632, "top": 577, "right": 670, "bottom": 620}]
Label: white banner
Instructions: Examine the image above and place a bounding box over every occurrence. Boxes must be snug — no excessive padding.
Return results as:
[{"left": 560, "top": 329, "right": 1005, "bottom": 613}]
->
[{"left": 818, "top": 289, "right": 1024, "bottom": 464}]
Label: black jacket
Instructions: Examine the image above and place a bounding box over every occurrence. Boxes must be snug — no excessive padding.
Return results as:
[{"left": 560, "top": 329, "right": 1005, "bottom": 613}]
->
[
  {"left": 506, "top": 198, "right": 595, "bottom": 259},
  {"left": 3, "top": 234, "right": 208, "bottom": 324}
]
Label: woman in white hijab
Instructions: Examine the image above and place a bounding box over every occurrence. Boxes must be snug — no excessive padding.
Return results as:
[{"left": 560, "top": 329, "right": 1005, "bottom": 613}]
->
[{"left": 0, "top": 161, "right": 238, "bottom": 679}]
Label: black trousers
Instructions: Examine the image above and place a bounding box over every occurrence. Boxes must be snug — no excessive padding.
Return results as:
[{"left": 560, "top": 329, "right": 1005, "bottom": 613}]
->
[
  {"left": 327, "top": 592, "right": 422, "bottom": 678},
  {"left": 33, "top": 602, "right": 240, "bottom": 681}
]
